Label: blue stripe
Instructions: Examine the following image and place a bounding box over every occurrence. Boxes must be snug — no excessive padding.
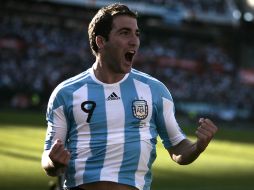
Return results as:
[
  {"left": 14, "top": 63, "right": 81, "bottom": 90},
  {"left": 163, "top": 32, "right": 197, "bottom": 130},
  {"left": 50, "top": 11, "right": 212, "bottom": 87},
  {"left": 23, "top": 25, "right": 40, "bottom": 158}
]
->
[
  {"left": 63, "top": 71, "right": 90, "bottom": 88},
  {"left": 83, "top": 81, "right": 107, "bottom": 182},
  {"left": 143, "top": 81, "right": 158, "bottom": 189},
  {"left": 64, "top": 77, "right": 91, "bottom": 187},
  {"left": 130, "top": 71, "right": 158, "bottom": 189},
  {"left": 64, "top": 85, "right": 77, "bottom": 187},
  {"left": 45, "top": 88, "right": 67, "bottom": 150},
  {"left": 134, "top": 68, "right": 175, "bottom": 148},
  {"left": 150, "top": 79, "right": 174, "bottom": 148},
  {"left": 118, "top": 77, "right": 141, "bottom": 187},
  {"left": 131, "top": 69, "right": 158, "bottom": 82},
  {"left": 143, "top": 140, "right": 156, "bottom": 190}
]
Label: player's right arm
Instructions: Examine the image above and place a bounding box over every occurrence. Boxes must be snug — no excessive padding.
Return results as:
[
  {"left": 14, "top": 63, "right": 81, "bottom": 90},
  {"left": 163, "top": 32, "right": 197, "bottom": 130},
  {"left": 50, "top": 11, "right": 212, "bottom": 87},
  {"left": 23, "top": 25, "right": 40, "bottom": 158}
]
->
[{"left": 41, "top": 139, "right": 70, "bottom": 176}]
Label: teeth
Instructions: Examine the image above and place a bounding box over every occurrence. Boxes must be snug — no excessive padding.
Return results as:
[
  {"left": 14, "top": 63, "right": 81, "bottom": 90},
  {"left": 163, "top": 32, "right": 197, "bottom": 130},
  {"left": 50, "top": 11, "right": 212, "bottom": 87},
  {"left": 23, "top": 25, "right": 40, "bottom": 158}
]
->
[{"left": 128, "top": 50, "right": 135, "bottom": 54}]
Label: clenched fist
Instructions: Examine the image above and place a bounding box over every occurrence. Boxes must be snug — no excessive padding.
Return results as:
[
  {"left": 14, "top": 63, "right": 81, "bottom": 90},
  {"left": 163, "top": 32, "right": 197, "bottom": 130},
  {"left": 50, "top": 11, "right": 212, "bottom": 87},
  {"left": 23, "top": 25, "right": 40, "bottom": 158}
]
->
[
  {"left": 196, "top": 118, "right": 218, "bottom": 152},
  {"left": 41, "top": 139, "right": 70, "bottom": 176},
  {"left": 49, "top": 139, "right": 70, "bottom": 170}
]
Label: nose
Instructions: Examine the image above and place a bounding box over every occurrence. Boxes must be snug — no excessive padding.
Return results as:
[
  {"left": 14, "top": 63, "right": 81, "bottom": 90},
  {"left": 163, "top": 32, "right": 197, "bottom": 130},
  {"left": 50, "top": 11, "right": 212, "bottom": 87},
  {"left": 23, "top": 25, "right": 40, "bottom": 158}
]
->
[{"left": 129, "top": 33, "right": 140, "bottom": 48}]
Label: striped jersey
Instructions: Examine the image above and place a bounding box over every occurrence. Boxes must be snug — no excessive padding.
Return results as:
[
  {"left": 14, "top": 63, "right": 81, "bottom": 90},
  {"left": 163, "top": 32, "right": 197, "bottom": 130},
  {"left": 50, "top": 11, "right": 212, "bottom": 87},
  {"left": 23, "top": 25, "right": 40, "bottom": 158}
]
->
[{"left": 44, "top": 67, "right": 186, "bottom": 190}]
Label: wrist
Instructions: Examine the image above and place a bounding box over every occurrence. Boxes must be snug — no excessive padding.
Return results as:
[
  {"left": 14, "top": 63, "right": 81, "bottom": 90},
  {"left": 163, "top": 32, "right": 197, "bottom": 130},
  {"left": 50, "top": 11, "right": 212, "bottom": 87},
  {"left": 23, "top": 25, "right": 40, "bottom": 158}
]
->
[
  {"left": 194, "top": 142, "right": 206, "bottom": 154},
  {"left": 45, "top": 163, "right": 65, "bottom": 176},
  {"left": 42, "top": 153, "right": 65, "bottom": 176}
]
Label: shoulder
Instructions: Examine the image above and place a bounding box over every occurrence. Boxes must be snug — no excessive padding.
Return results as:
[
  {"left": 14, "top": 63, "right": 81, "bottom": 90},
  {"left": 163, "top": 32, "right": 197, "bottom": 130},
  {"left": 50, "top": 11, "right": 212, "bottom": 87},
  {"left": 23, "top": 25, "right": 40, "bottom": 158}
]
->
[
  {"left": 61, "top": 69, "right": 91, "bottom": 90},
  {"left": 55, "top": 69, "right": 91, "bottom": 95},
  {"left": 130, "top": 68, "right": 161, "bottom": 86},
  {"left": 49, "top": 69, "right": 91, "bottom": 103},
  {"left": 130, "top": 69, "right": 172, "bottom": 99}
]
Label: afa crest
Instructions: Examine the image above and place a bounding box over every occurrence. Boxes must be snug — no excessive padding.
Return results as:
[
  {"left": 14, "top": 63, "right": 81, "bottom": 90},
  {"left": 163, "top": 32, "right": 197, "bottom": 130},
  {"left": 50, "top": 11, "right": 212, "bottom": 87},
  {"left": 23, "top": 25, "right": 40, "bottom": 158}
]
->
[{"left": 132, "top": 100, "right": 148, "bottom": 120}]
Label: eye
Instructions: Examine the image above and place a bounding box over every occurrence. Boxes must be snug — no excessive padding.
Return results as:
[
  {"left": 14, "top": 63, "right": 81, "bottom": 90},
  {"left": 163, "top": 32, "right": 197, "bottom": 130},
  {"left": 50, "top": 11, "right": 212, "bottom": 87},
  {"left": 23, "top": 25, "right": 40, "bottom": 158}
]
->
[{"left": 120, "top": 31, "right": 129, "bottom": 35}]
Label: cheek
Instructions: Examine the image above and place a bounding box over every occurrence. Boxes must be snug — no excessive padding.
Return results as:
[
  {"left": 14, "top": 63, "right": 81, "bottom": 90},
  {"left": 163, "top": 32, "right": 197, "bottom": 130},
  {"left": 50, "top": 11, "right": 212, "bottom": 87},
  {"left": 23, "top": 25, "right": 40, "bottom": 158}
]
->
[
  {"left": 104, "top": 46, "right": 122, "bottom": 64},
  {"left": 106, "top": 41, "right": 120, "bottom": 51},
  {"left": 104, "top": 39, "right": 125, "bottom": 60},
  {"left": 110, "top": 43, "right": 124, "bottom": 57}
]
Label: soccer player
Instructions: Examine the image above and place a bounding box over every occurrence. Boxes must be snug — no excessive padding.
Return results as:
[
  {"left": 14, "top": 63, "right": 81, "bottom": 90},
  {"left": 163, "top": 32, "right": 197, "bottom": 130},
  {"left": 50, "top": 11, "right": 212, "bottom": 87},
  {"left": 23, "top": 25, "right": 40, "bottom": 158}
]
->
[{"left": 41, "top": 3, "right": 218, "bottom": 190}]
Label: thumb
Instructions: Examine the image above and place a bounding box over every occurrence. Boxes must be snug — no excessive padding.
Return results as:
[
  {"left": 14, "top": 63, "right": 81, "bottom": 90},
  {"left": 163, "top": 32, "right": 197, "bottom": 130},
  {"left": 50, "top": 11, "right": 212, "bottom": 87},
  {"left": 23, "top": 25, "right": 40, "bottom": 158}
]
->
[{"left": 55, "top": 139, "right": 62, "bottom": 144}]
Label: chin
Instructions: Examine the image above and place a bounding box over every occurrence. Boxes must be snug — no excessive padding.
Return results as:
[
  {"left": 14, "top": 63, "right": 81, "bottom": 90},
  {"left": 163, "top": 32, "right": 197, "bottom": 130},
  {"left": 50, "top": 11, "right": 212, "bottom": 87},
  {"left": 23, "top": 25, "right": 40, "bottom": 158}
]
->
[
  {"left": 122, "top": 66, "right": 132, "bottom": 74},
  {"left": 122, "top": 62, "right": 132, "bottom": 73}
]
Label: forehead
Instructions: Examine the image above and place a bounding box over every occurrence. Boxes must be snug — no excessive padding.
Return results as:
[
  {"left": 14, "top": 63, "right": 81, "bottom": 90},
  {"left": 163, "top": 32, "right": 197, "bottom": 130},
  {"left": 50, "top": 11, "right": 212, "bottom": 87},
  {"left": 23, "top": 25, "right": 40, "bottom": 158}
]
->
[{"left": 112, "top": 15, "right": 138, "bottom": 30}]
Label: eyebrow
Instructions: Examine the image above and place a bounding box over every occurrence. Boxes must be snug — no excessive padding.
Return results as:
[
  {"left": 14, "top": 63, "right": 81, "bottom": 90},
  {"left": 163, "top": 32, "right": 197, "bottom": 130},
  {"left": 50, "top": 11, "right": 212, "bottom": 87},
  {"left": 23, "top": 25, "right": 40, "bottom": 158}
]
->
[{"left": 117, "top": 27, "right": 140, "bottom": 33}]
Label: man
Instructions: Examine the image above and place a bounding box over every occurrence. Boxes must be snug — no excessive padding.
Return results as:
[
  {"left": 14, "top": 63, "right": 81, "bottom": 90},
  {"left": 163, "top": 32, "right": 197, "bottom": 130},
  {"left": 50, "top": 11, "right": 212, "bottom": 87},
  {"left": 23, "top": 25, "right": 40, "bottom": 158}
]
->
[{"left": 41, "top": 3, "right": 218, "bottom": 190}]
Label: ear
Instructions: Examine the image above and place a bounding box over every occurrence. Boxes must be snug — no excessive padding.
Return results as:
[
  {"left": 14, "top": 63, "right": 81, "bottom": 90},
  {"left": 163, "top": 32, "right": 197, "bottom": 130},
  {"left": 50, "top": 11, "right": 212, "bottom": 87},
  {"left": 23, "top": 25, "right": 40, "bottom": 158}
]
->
[{"left": 95, "top": 35, "right": 106, "bottom": 50}]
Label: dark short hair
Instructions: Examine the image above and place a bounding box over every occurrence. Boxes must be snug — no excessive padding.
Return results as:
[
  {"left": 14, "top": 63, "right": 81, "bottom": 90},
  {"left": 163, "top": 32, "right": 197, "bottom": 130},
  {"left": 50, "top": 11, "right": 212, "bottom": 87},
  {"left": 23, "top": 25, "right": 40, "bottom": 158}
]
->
[{"left": 88, "top": 3, "right": 138, "bottom": 56}]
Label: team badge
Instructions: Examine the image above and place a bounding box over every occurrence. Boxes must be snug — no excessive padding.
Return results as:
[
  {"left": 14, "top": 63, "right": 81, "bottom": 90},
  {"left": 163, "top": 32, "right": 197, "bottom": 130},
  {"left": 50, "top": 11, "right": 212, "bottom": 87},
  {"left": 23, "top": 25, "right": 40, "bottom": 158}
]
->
[{"left": 132, "top": 100, "right": 148, "bottom": 120}]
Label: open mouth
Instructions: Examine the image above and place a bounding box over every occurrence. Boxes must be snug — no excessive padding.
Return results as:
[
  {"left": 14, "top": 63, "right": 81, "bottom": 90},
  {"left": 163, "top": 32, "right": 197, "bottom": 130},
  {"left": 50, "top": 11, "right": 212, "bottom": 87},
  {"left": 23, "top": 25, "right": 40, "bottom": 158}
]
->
[{"left": 125, "top": 50, "right": 136, "bottom": 62}]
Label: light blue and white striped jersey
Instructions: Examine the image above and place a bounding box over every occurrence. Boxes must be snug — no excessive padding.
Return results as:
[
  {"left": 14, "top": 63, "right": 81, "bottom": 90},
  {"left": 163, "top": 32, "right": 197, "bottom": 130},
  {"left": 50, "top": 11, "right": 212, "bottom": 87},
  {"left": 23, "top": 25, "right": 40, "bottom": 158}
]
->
[{"left": 44, "top": 67, "right": 186, "bottom": 190}]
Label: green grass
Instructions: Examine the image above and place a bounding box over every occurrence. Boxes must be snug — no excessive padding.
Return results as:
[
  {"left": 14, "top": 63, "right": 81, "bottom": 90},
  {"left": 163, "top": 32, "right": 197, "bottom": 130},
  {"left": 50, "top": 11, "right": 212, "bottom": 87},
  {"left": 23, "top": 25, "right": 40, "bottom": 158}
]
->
[
  {"left": 152, "top": 139, "right": 254, "bottom": 190},
  {"left": 0, "top": 111, "right": 254, "bottom": 190}
]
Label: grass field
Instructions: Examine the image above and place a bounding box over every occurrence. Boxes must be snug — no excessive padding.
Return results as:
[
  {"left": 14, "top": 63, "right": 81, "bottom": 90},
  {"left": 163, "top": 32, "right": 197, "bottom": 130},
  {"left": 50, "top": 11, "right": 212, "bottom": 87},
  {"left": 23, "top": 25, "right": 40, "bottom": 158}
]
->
[{"left": 0, "top": 111, "right": 254, "bottom": 190}]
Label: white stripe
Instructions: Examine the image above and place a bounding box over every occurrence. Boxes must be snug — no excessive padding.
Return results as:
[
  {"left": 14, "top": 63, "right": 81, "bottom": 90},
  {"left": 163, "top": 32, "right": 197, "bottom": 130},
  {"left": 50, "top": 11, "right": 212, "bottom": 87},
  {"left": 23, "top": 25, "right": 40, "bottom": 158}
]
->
[
  {"left": 133, "top": 79, "right": 153, "bottom": 139},
  {"left": 47, "top": 82, "right": 65, "bottom": 115},
  {"left": 133, "top": 79, "right": 153, "bottom": 188},
  {"left": 100, "top": 84, "right": 125, "bottom": 181},
  {"left": 47, "top": 72, "right": 90, "bottom": 115},
  {"left": 135, "top": 140, "right": 153, "bottom": 190},
  {"left": 45, "top": 105, "right": 67, "bottom": 149},
  {"left": 63, "top": 72, "right": 90, "bottom": 88},
  {"left": 72, "top": 84, "right": 91, "bottom": 185},
  {"left": 131, "top": 69, "right": 159, "bottom": 82},
  {"left": 162, "top": 97, "right": 185, "bottom": 145}
]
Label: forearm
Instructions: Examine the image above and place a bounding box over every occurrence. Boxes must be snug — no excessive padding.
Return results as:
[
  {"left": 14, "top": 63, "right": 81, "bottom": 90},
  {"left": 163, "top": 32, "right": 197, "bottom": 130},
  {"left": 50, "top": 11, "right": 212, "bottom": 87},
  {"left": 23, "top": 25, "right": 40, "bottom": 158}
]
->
[{"left": 169, "top": 139, "right": 203, "bottom": 165}]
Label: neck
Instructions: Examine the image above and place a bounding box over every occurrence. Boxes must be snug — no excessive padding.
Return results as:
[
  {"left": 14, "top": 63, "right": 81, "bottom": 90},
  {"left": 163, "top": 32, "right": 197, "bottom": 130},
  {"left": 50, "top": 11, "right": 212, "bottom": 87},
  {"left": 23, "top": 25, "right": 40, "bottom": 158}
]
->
[{"left": 93, "top": 60, "right": 126, "bottom": 84}]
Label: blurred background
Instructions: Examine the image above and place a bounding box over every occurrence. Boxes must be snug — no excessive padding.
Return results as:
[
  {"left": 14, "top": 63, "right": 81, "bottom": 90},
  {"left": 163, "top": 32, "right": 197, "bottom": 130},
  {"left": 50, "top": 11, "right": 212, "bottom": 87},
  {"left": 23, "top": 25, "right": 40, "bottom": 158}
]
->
[
  {"left": 0, "top": 0, "right": 253, "bottom": 190},
  {"left": 1, "top": 0, "right": 254, "bottom": 122}
]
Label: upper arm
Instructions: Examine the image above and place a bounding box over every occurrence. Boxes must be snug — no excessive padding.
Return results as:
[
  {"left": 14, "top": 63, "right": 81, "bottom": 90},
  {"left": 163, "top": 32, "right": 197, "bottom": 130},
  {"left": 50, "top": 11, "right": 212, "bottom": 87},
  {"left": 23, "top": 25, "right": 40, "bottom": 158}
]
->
[
  {"left": 154, "top": 82, "right": 186, "bottom": 149},
  {"left": 44, "top": 88, "right": 68, "bottom": 151}
]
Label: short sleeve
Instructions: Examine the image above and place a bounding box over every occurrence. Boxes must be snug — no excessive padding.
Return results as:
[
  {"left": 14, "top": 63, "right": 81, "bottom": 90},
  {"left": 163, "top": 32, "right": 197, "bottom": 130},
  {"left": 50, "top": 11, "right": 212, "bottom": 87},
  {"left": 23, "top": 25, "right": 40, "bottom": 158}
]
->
[
  {"left": 44, "top": 85, "right": 68, "bottom": 150},
  {"left": 154, "top": 82, "right": 186, "bottom": 149}
]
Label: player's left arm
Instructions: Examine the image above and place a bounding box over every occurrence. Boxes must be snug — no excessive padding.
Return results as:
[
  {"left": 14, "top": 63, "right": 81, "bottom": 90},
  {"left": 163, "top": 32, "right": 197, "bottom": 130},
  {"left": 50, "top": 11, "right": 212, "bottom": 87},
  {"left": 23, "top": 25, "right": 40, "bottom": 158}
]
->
[{"left": 168, "top": 118, "right": 218, "bottom": 165}]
